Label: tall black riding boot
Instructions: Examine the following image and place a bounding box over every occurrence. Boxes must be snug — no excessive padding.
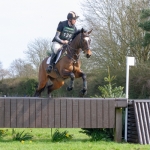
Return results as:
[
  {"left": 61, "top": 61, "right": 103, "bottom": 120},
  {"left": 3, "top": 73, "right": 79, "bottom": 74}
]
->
[
  {"left": 46, "top": 53, "right": 56, "bottom": 73},
  {"left": 54, "top": 50, "right": 62, "bottom": 65}
]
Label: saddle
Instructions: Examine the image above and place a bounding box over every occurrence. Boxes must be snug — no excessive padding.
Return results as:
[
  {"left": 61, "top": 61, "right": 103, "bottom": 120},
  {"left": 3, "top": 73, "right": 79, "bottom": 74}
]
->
[
  {"left": 55, "top": 45, "right": 67, "bottom": 63},
  {"left": 46, "top": 45, "right": 67, "bottom": 65}
]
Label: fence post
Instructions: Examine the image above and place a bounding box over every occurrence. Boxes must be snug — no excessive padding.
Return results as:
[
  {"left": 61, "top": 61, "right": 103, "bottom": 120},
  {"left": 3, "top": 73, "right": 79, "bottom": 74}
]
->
[{"left": 114, "top": 108, "right": 122, "bottom": 142}]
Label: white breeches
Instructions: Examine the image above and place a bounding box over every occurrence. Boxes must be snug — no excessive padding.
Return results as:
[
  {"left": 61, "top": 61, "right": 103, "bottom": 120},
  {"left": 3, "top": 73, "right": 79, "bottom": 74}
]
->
[{"left": 51, "top": 42, "right": 63, "bottom": 54}]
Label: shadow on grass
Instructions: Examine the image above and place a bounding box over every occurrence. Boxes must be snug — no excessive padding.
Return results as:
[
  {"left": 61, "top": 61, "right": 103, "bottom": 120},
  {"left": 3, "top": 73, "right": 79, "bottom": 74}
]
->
[
  {"left": 0, "top": 139, "right": 15, "bottom": 143},
  {"left": 32, "top": 138, "right": 90, "bottom": 142},
  {"left": 25, "top": 138, "right": 90, "bottom": 143},
  {"left": 0, "top": 138, "right": 90, "bottom": 143}
]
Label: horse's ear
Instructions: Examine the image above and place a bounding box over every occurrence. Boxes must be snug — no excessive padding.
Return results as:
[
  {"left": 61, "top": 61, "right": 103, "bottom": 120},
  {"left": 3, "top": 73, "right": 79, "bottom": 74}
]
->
[{"left": 88, "top": 29, "right": 93, "bottom": 34}]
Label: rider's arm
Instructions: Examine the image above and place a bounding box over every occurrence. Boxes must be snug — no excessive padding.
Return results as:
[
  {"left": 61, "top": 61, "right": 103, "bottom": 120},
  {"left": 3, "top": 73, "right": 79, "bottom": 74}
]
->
[
  {"left": 54, "top": 31, "right": 68, "bottom": 44},
  {"left": 54, "top": 31, "right": 64, "bottom": 44},
  {"left": 54, "top": 21, "right": 68, "bottom": 44}
]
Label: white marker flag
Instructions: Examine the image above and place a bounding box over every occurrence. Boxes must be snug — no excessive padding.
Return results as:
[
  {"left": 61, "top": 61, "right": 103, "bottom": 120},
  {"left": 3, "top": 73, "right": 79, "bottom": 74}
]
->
[{"left": 127, "top": 57, "right": 135, "bottom": 66}]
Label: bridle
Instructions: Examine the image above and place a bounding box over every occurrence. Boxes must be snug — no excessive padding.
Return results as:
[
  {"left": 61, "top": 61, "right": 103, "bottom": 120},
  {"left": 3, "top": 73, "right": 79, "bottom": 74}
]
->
[
  {"left": 80, "top": 33, "right": 91, "bottom": 51},
  {"left": 66, "top": 32, "right": 91, "bottom": 62}
]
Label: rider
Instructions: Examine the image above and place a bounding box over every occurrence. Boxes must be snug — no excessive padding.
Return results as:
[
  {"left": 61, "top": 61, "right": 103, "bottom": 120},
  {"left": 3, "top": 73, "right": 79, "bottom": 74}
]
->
[{"left": 46, "top": 11, "right": 79, "bottom": 73}]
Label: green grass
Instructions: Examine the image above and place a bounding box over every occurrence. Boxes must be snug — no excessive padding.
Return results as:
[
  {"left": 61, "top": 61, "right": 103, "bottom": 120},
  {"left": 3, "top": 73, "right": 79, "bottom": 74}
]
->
[{"left": 0, "top": 128, "right": 150, "bottom": 150}]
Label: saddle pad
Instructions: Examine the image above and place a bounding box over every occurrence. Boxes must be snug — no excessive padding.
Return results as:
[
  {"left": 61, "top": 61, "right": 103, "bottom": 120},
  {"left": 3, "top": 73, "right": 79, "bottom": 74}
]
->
[{"left": 46, "top": 56, "right": 51, "bottom": 64}]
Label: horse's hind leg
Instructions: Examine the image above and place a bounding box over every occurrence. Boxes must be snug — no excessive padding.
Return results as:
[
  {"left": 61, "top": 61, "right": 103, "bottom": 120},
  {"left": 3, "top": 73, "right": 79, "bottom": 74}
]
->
[
  {"left": 34, "top": 84, "right": 46, "bottom": 97},
  {"left": 47, "top": 79, "right": 64, "bottom": 97},
  {"left": 34, "top": 71, "right": 48, "bottom": 97}
]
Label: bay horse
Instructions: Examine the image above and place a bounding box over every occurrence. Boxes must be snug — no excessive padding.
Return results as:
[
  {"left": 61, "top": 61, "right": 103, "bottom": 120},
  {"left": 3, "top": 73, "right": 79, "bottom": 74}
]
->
[{"left": 34, "top": 28, "right": 92, "bottom": 97}]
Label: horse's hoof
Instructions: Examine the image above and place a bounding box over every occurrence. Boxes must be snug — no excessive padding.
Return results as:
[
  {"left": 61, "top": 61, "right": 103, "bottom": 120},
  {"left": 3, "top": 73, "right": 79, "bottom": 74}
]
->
[
  {"left": 33, "top": 92, "right": 41, "bottom": 97},
  {"left": 79, "top": 89, "right": 87, "bottom": 97},
  {"left": 66, "top": 87, "right": 73, "bottom": 91}
]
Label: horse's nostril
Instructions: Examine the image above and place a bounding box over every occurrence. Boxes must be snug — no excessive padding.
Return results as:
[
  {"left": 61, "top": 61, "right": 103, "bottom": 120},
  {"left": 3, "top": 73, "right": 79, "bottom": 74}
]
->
[{"left": 86, "top": 54, "right": 91, "bottom": 58}]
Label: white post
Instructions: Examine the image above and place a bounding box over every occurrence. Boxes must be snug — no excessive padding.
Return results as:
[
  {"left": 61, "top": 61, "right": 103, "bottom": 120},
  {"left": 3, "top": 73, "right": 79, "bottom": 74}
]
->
[{"left": 124, "top": 56, "right": 135, "bottom": 142}]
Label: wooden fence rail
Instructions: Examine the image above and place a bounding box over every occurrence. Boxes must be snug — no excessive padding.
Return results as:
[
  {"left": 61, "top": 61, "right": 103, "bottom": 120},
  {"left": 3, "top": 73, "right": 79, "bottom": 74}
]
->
[{"left": 0, "top": 97, "right": 127, "bottom": 142}]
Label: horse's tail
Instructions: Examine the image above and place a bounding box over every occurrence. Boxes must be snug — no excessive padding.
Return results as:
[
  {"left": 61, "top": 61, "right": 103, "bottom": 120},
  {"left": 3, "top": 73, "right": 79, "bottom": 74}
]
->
[{"left": 34, "top": 57, "right": 49, "bottom": 97}]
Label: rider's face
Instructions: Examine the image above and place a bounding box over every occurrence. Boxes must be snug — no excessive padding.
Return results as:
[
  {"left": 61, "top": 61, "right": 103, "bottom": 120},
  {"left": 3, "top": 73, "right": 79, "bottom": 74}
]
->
[
  {"left": 68, "top": 19, "right": 76, "bottom": 25},
  {"left": 71, "top": 19, "right": 76, "bottom": 25}
]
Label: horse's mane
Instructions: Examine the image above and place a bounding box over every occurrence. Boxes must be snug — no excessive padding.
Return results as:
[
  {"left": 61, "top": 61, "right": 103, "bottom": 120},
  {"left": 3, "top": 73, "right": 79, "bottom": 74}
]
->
[{"left": 71, "top": 28, "right": 86, "bottom": 40}]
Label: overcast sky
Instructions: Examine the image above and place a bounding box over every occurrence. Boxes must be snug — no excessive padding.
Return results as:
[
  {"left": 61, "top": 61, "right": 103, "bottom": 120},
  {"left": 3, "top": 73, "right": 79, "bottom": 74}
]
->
[{"left": 0, "top": 0, "right": 81, "bottom": 69}]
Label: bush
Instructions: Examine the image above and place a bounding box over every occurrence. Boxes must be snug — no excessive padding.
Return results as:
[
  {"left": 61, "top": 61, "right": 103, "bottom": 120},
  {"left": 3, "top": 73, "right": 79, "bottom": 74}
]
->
[
  {"left": 79, "top": 128, "right": 114, "bottom": 141},
  {"left": 51, "top": 129, "right": 73, "bottom": 142},
  {"left": 0, "top": 129, "right": 7, "bottom": 139},
  {"left": 12, "top": 129, "right": 33, "bottom": 141}
]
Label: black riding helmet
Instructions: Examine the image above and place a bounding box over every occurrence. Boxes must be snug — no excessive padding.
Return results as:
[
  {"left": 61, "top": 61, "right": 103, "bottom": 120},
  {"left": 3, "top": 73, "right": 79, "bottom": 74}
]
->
[{"left": 67, "top": 11, "right": 79, "bottom": 20}]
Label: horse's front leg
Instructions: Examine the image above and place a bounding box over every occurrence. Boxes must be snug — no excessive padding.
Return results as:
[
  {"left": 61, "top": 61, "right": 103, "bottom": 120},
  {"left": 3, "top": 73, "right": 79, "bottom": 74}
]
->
[
  {"left": 74, "top": 70, "right": 87, "bottom": 97},
  {"left": 79, "top": 72, "right": 87, "bottom": 97},
  {"left": 66, "top": 72, "right": 75, "bottom": 91}
]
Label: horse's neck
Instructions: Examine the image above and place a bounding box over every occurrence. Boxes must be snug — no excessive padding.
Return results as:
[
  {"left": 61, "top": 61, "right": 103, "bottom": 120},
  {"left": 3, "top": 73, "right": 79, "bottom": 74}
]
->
[
  {"left": 69, "top": 35, "right": 80, "bottom": 53},
  {"left": 70, "top": 40, "right": 79, "bottom": 50},
  {"left": 68, "top": 43, "right": 80, "bottom": 56}
]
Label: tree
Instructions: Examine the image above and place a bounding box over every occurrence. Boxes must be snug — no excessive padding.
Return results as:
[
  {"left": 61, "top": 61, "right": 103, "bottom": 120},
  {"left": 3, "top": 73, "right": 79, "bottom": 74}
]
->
[
  {"left": 9, "top": 59, "right": 36, "bottom": 78},
  {"left": 24, "top": 38, "right": 52, "bottom": 73},
  {"left": 94, "top": 67, "right": 125, "bottom": 98},
  {"left": 0, "top": 62, "right": 10, "bottom": 80},
  {"left": 138, "top": 8, "right": 150, "bottom": 47},
  {"left": 80, "top": 0, "right": 150, "bottom": 70}
]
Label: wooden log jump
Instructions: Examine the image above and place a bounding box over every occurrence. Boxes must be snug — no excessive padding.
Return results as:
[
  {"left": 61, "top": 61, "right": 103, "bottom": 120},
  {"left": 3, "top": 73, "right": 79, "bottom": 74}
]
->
[{"left": 0, "top": 97, "right": 127, "bottom": 142}]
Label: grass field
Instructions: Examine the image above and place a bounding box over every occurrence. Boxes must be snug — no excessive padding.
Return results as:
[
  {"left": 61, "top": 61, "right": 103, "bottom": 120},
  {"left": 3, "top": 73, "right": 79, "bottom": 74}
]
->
[{"left": 0, "top": 128, "right": 150, "bottom": 150}]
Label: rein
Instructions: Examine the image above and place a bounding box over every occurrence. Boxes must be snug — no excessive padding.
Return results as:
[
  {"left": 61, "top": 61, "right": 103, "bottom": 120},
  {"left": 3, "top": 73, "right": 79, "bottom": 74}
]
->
[
  {"left": 66, "top": 33, "right": 84, "bottom": 63},
  {"left": 66, "top": 45, "right": 81, "bottom": 63}
]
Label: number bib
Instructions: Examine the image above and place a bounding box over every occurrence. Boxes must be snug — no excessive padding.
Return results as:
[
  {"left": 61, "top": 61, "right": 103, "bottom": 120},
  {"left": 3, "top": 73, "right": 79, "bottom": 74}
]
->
[{"left": 60, "top": 27, "right": 75, "bottom": 40}]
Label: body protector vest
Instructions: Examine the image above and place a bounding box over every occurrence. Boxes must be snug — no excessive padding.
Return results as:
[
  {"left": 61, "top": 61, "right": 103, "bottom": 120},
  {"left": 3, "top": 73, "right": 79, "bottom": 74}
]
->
[{"left": 60, "top": 27, "right": 75, "bottom": 41}]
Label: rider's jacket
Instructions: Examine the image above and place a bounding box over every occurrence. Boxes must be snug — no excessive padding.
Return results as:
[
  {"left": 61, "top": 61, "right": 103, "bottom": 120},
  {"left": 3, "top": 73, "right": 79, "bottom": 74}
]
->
[{"left": 52, "top": 20, "right": 77, "bottom": 44}]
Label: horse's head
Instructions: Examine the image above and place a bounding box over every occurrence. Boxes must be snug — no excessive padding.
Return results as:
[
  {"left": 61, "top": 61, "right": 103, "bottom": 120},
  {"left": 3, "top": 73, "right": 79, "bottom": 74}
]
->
[
  {"left": 80, "top": 28, "right": 92, "bottom": 58},
  {"left": 69, "top": 28, "right": 92, "bottom": 59}
]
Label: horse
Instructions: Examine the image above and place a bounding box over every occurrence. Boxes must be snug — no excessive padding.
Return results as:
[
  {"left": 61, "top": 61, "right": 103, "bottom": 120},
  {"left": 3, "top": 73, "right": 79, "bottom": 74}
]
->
[{"left": 34, "top": 28, "right": 92, "bottom": 97}]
